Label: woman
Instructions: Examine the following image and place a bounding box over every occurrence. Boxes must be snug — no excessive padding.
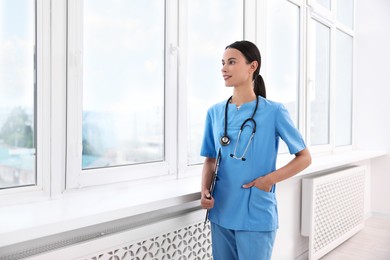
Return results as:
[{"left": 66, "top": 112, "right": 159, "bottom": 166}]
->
[{"left": 200, "top": 40, "right": 311, "bottom": 260}]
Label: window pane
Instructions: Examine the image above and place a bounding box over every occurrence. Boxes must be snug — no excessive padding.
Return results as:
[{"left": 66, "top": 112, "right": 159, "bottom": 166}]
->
[
  {"left": 82, "top": 1, "right": 164, "bottom": 169},
  {"left": 267, "top": 0, "right": 300, "bottom": 124},
  {"left": 335, "top": 30, "right": 353, "bottom": 146},
  {"left": 310, "top": 20, "right": 330, "bottom": 146},
  {"left": 187, "top": 0, "right": 243, "bottom": 165},
  {"left": 337, "top": 0, "right": 354, "bottom": 29},
  {"left": 0, "top": 0, "right": 36, "bottom": 189}
]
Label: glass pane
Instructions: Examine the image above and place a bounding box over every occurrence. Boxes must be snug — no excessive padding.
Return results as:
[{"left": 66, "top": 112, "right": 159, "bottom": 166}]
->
[
  {"left": 317, "top": 0, "right": 331, "bottom": 10},
  {"left": 310, "top": 20, "right": 330, "bottom": 146},
  {"left": 335, "top": 30, "right": 353, "bottom": 146},
  {"left": 82, "top": 1, "right": 164, "bottom": 169},
  {"left": 0, "top": 0, "right": 36, "bottom": 189},
  {"left": 267, "top": 0, "right": 300, "bottom": 124},
  {"left": 337, "top": 0, "right": 354, "bottom": 29},
  {"left": 187, "top": 0, "right": 243, "bottom": 165}
]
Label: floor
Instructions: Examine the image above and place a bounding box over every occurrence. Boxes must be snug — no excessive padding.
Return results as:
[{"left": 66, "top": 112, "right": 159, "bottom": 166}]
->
[{"left": 321, "top": 215, "right": 390, "bottom": 260}]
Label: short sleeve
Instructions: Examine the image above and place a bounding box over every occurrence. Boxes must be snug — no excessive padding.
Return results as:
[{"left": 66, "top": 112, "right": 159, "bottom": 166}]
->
[
  {"left": 200, "top": 110, "right": 217, "bottom": 158},
  {"left": 276, "top": 104, "right": 306, "bottom": 154}
]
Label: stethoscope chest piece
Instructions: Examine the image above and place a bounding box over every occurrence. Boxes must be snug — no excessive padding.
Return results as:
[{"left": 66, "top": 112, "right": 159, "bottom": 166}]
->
[{"left": 220, "top": 136, "right": 230, "bottom": 146}]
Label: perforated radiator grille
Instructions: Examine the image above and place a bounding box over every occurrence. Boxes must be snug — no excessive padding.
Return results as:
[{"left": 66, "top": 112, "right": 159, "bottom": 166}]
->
[
  {"left": 0, "top": 202, "right": 208, "bottom": 260},
  {"left": 302, "top": 166, "right": 366, "bottom": 260},
  {"left": 83, "top": 222, "right": 212, "bottom": 260}
]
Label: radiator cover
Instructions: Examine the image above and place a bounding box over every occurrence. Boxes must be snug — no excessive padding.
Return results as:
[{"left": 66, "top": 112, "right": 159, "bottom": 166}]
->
[{"left": 301, "top": 166, "right": 366, "bottom": 260}]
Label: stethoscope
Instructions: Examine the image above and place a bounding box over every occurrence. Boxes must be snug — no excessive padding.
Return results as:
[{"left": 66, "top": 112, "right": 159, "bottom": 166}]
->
[{"left": 220, "top": 96, "right": 259, "bottom": 161}]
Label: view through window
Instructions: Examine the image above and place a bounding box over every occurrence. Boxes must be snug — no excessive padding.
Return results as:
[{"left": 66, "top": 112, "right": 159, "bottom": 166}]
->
[
  {"left": 0, "top": 0, "right": 36, "bottom": 189},
  {"left": 82, "top": 0, "right": 165, "bottom": 170}
]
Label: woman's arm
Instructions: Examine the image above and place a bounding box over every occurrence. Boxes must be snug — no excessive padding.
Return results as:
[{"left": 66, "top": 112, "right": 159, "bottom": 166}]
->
[
  {"left": 200, "top": 157, "right": 216, "bottom": 209},
  {"left": 242, "top": 148, "right": 312, "bottom": 191}
]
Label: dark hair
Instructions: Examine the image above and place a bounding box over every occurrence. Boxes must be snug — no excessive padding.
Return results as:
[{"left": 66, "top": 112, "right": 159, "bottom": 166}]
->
[{"left": 225, "top": 41, "right": 266, "bottom": 98}]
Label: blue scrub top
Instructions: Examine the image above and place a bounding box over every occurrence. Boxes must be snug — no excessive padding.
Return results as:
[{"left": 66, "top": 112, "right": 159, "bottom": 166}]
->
[{"left": 200, "top": 96, "right": 306, "bottom": 231}]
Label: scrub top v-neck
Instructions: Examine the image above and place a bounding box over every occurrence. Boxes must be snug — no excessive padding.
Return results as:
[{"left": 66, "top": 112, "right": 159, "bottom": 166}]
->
[{"left": 200, "top": 96, "right": 306, "bottom": 231}]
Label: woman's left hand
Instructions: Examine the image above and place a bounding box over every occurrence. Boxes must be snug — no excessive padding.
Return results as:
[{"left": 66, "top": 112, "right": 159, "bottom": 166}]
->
[{"left": 242, "top": 176, "right": 273, "bottom": 192}]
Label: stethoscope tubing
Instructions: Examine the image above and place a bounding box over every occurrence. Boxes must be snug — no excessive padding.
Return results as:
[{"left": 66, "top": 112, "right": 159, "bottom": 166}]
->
[{"left": 220, "top": 96, "right": 259, "bottom": 146}]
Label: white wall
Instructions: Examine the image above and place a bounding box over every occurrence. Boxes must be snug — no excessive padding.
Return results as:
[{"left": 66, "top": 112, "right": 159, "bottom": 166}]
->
[
  {"left": 273, "top": 176, "right": 308, "bottom": 260},
  {"left": 355, "top": 0, "right": 390, "bottom": 215}
]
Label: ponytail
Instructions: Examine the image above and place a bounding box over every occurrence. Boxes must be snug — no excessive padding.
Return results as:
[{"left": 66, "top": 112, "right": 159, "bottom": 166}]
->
[{"left": 254, "top": 74, "right": 266, "bottom": 98}]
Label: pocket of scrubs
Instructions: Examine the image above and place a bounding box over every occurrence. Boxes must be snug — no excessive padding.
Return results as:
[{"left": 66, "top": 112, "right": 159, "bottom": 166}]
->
[{"left": 248, "top": 187, "right": 278, "bottom": 230}]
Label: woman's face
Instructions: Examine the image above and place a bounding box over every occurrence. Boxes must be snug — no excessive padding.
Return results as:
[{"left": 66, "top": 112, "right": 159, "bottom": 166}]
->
[{"left": 221, "top": 48, "right": 255, "bottom": 87}]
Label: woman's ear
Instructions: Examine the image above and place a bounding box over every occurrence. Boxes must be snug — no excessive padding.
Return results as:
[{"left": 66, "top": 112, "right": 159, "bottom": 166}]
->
[{"left": 250, "top": 61, "right": 259, "bottom": 72}]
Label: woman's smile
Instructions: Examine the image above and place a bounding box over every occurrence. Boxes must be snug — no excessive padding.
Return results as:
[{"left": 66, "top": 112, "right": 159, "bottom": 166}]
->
[{"left": 223, "top": 75, "right": 232, "bottom": 81}]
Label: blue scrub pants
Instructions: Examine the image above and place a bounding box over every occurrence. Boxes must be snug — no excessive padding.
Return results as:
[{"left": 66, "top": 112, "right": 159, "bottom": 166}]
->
[{"left": 211, "top": 222, "right": 276, "bottom": 260}]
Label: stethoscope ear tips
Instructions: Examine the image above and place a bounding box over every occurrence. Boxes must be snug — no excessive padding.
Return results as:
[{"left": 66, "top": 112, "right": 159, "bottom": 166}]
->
[{"left": 230, "top": 154, "right": 246, "bottom": 161}]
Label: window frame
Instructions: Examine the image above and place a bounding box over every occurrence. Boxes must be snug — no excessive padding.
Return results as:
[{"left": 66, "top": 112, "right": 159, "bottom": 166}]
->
[
  {"left": 66, "top": 0, "right": 355, "bottom": 188},
  {"left": 306, "top": 13, "right": 333, "bottom": 152},
  {"left": 306, "top": 0, "right": 355, "bottom": 153},
  {"left": 0, "top": 0, "right": 356, "bottom": 195},
  {"left": 66, "top": 0, "right": 178, "bottom": 189},
  {"left": 333, "top": 0, "right": 355, "bottom": 152},
  {"left": 334, "top": 28, "right": 354, "bottom": 149},
  {"left": 0, "top": 0, "right": 51, "bottom": 201}
]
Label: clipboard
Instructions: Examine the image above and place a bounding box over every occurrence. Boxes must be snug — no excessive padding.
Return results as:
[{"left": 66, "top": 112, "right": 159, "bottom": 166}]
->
[{"left": 204, "top": 148, "right": 221, "bottom": 226}]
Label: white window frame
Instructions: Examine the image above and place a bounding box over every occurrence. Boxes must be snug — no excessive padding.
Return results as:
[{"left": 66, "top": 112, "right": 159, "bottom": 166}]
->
[
  {"left": 0, "top": 0, "right": 355, "bottom": 194},
  {"left": 306, "top": 12, "right": 333, "bottom": 152},
  {"left": 66, "top": 0, "right": 179, "bottom": 189},
  {"left": 0, "top": 0, "right": 52, "bottom": 201},
  {"left": 333, "top": 27, "right": 355, "bottom": 151},
  {"left": 333, "top": 0, "right": 355, "bottom": 151},
  {"left": 306, "top": 0, "right": 355, "bottom": 153}
]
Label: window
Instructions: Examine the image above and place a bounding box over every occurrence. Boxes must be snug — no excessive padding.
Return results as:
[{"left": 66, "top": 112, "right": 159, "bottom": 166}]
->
[
  {"left": 82, "top": 0, "right": 165, "bottom": 169},
  {"left": 67, "top": 0, "right": 356, "bottom": 188},
  {"left": 335, "top": 30, "right": 353, "bottom": 146},
  {"left": 266, "top": 0, "right": 300, "bottom": 125},
  {"left": 186, "top": 0, "right": 243, "bottom": 165},
  {"left": 1, "top": 0, "right": 356, "bottom": 192},
  {"left": 67, "top": 0, "right": 168, "bottom": 188},
  {"left": 0, "top": 0, "right": 36, "bottom": 189},
  {"left": 307, "top": 0, "right": 355, "bottom": 151},
  {"left": 309, "top": 19, "right": 331, "bottom": 146}
]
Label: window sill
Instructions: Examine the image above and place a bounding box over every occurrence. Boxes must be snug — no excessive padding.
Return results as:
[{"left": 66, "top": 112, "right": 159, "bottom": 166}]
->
[{"left": 0, "top": 149, "right": 386, "bottom": 248}]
